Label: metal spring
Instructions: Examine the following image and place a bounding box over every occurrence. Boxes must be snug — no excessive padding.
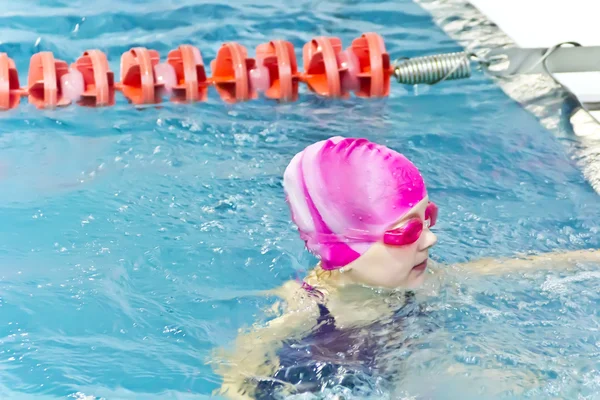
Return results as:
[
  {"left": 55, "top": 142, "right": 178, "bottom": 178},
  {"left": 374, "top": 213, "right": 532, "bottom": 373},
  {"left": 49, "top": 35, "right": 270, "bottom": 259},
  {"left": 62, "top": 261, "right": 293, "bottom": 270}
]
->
[{"left": 393, "top": 52, "right": 472, "bottom": 85}]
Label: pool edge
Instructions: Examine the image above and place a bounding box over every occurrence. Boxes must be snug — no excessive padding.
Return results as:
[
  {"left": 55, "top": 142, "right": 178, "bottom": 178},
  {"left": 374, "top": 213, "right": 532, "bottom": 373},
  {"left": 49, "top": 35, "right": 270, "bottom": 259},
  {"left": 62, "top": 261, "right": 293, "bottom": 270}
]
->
[{"left": 413, "top": 0, "right": 600, "bottom": 195}]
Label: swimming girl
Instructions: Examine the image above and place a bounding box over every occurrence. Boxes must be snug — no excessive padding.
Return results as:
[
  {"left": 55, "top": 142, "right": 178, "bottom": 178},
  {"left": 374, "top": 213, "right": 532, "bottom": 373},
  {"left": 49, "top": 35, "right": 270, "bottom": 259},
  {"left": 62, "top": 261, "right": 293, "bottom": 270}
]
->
[{"left": 213, "top": 136, "right": 600, "bottom": 399}]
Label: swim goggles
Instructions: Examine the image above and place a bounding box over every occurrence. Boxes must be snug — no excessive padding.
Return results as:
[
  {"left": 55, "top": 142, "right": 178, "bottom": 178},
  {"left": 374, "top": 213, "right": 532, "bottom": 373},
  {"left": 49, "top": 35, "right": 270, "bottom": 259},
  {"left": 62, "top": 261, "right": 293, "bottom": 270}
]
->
[
  {"left": 382, "top": 201, "right": 438, "bottom": 246},
  {"left": 305, "top": 202, "right": 438, "bottom": 247}
]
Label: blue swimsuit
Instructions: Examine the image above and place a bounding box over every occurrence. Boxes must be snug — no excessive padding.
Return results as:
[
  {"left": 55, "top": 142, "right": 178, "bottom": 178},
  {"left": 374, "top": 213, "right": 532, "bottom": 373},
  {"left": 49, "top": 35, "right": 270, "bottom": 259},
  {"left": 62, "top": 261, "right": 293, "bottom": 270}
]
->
[{"left": 253, "top": 286, "right": 425, "bottom": 399}]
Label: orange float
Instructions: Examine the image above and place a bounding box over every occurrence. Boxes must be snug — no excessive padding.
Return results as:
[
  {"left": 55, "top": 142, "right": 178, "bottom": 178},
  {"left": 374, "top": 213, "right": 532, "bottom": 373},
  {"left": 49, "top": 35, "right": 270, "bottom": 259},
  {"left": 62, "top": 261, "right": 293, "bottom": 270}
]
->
[
  {"left": 348, "top": 32, "right": 391, "bottom": 98},
  {"left": 117, "top": 47, "right": 162, "bottom": 105},
  {"left": 302, "top": 36, "right": 345, "bottom": 98},
  {"left": 167, "top": 45, "right": 208, "bottom": 103},
  {"left": 210, "top": 42, "right": 256, "bottom": 103},
  {"left": 27, "top": 52, "right": 70, "bottom": 109},
  {"left": 71, "top": 50, "right": 115, "bottom": 107},
  {"left": 0, "top": 32, "right": 399, "bottom": 110},
  {"left": 256, "top": 40, "right": 300, "bottom": 102},
  {"left": 0, "top": 53, "right": 22, "bottom": 110}
]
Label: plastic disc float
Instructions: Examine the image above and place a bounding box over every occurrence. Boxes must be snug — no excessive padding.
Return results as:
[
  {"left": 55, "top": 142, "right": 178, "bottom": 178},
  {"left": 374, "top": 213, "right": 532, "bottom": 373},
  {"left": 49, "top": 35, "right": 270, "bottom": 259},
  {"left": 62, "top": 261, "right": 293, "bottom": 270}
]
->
[{"left": 0, "top": 32, "right": 393, "bottom": 110}]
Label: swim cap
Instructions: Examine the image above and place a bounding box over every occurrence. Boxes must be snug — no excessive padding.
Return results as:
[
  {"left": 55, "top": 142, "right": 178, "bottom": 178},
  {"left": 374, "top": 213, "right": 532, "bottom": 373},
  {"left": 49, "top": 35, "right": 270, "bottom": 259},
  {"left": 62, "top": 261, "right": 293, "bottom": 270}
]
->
[{"left": 283, "top": 136, "right": 427, "bottom": 270}]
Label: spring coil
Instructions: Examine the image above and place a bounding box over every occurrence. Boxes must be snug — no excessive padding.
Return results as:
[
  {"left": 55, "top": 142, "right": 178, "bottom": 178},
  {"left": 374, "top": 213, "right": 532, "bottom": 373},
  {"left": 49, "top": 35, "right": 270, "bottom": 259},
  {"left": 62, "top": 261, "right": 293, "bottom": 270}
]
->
[{"left": 393, "top": 52, "right": 472, "bottom": 85}]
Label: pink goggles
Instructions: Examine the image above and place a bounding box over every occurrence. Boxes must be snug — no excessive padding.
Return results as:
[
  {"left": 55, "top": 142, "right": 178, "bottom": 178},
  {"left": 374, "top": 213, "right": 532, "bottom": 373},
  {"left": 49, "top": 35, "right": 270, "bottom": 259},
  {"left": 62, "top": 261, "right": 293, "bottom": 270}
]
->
[
  {"left": 382, "top": 201, "right": 438, "bottom": 246},
  {"left": 307, "top": 202, "right": 438, "bottom": 247}
]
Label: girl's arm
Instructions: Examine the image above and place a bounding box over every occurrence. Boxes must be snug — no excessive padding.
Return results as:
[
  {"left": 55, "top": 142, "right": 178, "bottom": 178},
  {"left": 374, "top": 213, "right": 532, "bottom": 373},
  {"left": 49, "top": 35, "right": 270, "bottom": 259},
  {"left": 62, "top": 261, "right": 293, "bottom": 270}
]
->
[
  {"left": 453, "top": 249, "right": 600, "bottom": 275},
  {"left": 212, "top": 280, "right": 320, "bottom": 399}
]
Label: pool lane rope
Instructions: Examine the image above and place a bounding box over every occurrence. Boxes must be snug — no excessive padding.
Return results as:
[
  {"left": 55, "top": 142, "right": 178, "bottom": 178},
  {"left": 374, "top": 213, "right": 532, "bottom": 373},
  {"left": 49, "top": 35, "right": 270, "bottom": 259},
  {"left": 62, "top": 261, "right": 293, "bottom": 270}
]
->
[{"left": 0, "top": 33, "right": 596, "bottom": 110}]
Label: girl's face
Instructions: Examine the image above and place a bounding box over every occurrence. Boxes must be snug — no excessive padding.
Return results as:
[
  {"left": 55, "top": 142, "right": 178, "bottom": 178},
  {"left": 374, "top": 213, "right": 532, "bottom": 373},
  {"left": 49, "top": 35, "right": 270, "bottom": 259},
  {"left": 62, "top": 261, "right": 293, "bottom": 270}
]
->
[{"left": 342, "top": 197, "right": 438, "bottom": 289}]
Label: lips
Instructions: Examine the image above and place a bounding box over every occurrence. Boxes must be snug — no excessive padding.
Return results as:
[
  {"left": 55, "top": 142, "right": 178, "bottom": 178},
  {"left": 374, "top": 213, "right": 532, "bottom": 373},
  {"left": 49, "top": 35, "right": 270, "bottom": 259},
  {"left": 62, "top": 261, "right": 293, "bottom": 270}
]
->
[{"left": 412, "top": 260, "right": 428, "bottom": 273}]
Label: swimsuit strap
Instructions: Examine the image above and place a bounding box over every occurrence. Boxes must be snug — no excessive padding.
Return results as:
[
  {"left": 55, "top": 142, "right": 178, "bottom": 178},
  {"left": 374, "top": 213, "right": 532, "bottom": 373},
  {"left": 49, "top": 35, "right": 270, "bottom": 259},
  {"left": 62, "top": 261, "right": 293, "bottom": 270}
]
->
[
  {"left": 301, "top": 281, "right": 336, "bottom": 331},
  {"left": 300, "top": 281, "right": 325, "bottom": 300}
]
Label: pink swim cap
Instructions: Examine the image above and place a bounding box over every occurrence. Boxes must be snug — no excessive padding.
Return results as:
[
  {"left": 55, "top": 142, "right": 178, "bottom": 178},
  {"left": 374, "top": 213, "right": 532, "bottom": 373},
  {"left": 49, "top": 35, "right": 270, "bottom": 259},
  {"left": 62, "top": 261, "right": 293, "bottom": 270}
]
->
[{"left": 283, "top": 136, "right": 427, "bottom": 270}]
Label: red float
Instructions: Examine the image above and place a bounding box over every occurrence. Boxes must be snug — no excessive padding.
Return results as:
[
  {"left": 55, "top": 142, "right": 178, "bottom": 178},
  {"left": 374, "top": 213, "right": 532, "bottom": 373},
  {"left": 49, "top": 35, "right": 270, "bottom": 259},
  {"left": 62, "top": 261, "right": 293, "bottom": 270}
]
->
[{"left": 0, "top": 32, "right": 395, "bottom": 110}]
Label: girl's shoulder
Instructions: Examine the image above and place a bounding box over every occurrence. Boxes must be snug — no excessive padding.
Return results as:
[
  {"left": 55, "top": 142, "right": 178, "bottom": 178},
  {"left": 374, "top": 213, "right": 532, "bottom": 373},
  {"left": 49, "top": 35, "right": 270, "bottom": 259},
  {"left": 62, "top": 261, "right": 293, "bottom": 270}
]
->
[{"left": 269, "top": 276, "right": 326, "bottom": 314}]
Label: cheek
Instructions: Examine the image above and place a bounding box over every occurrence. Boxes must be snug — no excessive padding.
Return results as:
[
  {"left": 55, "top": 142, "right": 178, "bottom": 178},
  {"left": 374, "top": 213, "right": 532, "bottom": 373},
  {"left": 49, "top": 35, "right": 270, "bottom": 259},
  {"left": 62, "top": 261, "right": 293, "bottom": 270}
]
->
[
  {"left": 381, "top": 245, "right": 419, "bottom": 282},
  {"left": 386, "top": 244, "right": 418, "bottom": 269},
  {"left": 348, "top": 242, "right": 420, "bottom": 289}
]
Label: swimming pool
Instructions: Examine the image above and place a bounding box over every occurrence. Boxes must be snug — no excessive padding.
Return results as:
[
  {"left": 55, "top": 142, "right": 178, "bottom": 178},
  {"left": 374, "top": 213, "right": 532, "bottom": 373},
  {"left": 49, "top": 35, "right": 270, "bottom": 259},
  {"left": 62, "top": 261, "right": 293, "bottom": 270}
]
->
[{"left": 1, "top": 0, "right": 600, "bottom": 399}]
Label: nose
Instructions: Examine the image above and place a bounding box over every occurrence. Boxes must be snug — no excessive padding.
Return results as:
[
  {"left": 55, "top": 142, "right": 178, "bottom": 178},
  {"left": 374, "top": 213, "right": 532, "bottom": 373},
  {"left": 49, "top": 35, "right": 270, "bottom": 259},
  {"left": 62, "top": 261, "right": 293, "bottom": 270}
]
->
[{"left": 418, "top": 229, "right": 437, "bottom": 251}]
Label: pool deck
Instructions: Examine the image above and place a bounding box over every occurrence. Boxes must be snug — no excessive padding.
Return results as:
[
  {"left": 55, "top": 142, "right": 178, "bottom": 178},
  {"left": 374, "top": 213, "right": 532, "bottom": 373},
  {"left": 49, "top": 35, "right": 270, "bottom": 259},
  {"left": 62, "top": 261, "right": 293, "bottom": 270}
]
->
[
  {"left": 414, "top": 0, "right": 600, "bottom": 194},
  {"left": 468, "top": 0, "right": 600, "bottom": 123}
]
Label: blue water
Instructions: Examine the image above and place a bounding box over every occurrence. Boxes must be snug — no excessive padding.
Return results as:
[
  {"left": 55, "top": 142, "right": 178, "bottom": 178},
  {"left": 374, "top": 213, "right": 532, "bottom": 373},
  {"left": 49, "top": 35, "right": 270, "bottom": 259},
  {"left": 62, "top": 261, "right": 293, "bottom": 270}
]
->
[{"left": 1, "top": 0, "right": 600, "bottom": 399}]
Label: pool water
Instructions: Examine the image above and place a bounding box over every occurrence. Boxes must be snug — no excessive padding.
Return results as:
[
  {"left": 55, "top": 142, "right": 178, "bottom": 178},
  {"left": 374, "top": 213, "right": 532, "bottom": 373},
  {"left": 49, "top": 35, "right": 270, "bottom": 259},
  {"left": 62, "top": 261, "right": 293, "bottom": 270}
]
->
[{"left": 1, "top": 0, "right": 600, "bottom": 399}]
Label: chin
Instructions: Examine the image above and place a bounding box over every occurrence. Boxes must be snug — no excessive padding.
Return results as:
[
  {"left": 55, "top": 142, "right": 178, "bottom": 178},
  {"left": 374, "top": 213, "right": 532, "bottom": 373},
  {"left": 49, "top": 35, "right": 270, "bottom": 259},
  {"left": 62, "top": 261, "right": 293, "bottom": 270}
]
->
[{"left": 405, "top": 270, "right": 427, "bottom": 289}]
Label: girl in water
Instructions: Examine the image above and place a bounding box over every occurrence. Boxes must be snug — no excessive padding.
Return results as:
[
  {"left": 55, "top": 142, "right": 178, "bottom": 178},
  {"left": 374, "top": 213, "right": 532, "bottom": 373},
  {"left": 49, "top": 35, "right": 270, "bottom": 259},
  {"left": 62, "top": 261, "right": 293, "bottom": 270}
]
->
[{"left": 214, "top": 136, "right": 600, "bottom": 400}]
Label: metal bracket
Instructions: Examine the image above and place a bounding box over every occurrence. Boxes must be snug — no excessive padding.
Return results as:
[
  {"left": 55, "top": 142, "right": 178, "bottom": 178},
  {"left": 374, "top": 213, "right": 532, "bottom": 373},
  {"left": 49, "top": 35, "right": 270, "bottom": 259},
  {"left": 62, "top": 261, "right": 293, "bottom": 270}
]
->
[
  {"left": 482, "top": 42, "right": 600, "bottom": 126},
  {"left": 483, "top": 42, "right": 600, "bottom": 76}
]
